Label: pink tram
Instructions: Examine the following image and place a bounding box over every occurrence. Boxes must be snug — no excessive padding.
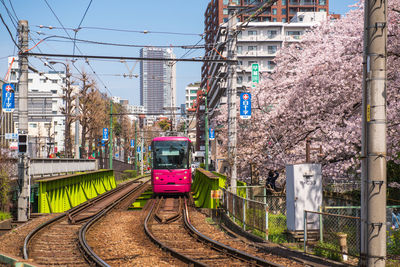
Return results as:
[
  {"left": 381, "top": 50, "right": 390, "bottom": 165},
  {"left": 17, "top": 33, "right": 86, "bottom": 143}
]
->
[{"left": 151, "top": 136, "right": 192, "bottom": 194}]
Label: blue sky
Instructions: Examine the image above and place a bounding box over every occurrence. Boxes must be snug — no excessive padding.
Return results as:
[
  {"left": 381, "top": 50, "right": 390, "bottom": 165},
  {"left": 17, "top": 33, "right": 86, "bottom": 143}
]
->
[{"left": 0, "top": 0, "right": 356, "bottom": 106}]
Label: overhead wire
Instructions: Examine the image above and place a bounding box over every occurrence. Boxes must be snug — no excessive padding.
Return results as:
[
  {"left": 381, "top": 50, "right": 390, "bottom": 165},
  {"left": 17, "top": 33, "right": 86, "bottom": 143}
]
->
[{"left": 72, "top": 0, "right": 93, "bottom": 56}]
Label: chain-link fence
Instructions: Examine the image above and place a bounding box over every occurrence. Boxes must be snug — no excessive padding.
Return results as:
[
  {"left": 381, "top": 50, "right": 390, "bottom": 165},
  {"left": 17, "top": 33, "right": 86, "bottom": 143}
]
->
[{"left": 306, "top": 206, "right": 400, "bottom": 263}]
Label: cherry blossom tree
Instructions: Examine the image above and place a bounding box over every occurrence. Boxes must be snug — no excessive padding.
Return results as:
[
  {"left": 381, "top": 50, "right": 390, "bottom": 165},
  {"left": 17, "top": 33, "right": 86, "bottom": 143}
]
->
[{"left": 212, "top": 0, "right": 400, "bottom": 183}]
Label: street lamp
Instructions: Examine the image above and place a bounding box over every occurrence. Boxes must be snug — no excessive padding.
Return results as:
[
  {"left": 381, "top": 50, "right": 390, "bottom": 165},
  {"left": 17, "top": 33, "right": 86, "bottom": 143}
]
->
[{"left": 45, "top": 61, "right": 71, "bottom": 157}]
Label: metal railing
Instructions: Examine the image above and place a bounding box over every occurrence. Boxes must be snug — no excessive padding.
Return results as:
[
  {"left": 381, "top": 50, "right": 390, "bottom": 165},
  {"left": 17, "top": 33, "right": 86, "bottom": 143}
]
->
[{"left": 29, "top": 158, "right": 97, "bottom": 177}]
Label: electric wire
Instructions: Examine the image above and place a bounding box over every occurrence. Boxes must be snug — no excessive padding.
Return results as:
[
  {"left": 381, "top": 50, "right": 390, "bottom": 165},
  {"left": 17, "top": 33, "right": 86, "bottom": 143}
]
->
[
  {"left": 34, "top": 25, "right": 203, "bottom": 36},
  {"left": 0, "top": 13, "right": 19, "bottom": 48},
  {"left": 72, "top": 0, "right": 93, "bottom": 56}
]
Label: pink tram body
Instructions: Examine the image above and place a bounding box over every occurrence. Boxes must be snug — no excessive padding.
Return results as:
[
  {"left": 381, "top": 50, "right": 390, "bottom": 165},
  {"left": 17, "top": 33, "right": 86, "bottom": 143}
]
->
[{"left": 151, "top": 136, "right": 192, "bottom": 194}]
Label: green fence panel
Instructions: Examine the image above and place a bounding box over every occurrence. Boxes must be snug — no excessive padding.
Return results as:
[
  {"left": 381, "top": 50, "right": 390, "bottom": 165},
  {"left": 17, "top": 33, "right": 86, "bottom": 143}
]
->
[{"left": 38, "top": 170, "right": 115, "bottom": 213}]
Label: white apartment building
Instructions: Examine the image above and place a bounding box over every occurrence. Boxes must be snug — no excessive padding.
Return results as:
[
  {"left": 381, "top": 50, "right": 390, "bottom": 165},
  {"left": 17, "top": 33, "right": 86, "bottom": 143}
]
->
[
  {"left": 185, "top": 82, "right": 200, "bottom": 110},
  {"left": 206, "top": 12, "right": 326, "bottom": 112},
  {"left": 7, "top": 57, "right": 71, "bottom": 156}
]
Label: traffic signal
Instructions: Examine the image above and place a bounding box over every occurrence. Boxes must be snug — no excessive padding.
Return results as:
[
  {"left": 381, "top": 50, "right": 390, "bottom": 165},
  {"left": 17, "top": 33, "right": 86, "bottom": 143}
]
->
[{"left": 18, "top": 134, "right": 28, "bottom": 153}]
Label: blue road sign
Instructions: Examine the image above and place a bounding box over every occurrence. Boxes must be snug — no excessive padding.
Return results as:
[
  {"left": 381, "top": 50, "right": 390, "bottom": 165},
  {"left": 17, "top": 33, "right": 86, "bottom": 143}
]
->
[
  {"left": 130, "top": 139, "right": 135, "bottom": 148},
  {"left": 2, "top": 83, "right": 15, "bottom": 112},
  {"left": 148, "top": 145, "right": 151, "bottom": 151},
  {"left": 102, "top": 128, "right": 109, "bottom": 141},
  {"left": 137, "top": 146, "right": 141, "bottom": 152},
  {"left": 240, "top": 92, "right": 251, "bottom": 119},
  {"left": 101, "top": 140, "right": 105, "bottom": 147},
  {"left": 209, "top": 128, "right": 215, "bottom": 140}
]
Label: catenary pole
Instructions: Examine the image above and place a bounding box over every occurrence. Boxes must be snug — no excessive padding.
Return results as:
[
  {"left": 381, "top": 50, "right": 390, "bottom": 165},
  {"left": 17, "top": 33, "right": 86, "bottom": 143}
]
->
[
  {"left": 227, "top": 3, "right": 238, "bottom": 193},
  {"left": 17, "top": 20, "right": 29, "bottom": 222},
  {"left": 74, "top": 96, "right": 79, "bottom": 159},
  {"left": 204, "top": 90, "right": 209, "bottom": 171},
  {"left": 134, "top": 121, "right": 137, "bottom": 172},
  {"left": 361, "top": 0, "right": 387, "bottom": 266},
  {"left": 109, "top": 100, "right": 113, "bottom": 169}
]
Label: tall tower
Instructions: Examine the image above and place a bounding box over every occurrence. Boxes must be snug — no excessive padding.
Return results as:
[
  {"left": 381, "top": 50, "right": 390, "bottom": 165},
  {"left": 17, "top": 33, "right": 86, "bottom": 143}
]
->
[{"left": 140, "top": 47, "right": 176, "bottom": 115}]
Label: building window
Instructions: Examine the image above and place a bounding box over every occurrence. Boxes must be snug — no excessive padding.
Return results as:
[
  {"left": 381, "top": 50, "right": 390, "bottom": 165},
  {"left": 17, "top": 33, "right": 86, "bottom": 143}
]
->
[
  {"left": 319, "top": 8, "right": 326, "bottom": 12},
  {"left": 282, "top": 8, "right": 287, "bottom": 15},
  {"left": 29, "top": 123, "right": 37, "bottom": 128},
  {"left": 52, "top": 79, "right": 58, "bottom": 84},
  {"left": 273, "top": 18, "right": 277, "bottom": 22},
  {"left": 51, "top": 90, "right": 57, "bottom": 94},
  {"left": 248, "top": 46, "right": 257, "bottom": 52},
  {"left": 237, "top": 76, "right": 243, "bottom": 84},
  {"left": 237, "top": 46, "right": 242, "bottom": 54},
  {"left": 238, "top": 61, "right": 243, "bottom": 66},
  {"left": 10, "top": 71, "right": 16, "bottom": 80},
  {"left": 268, "top": 45, "right": 278, "bottom": 54},
  {"left": 248, "top": 30, "right": 257, "bottom": 36},
  {"left": 223, "top": 8, "right": 228, "bottom": 15},
  {"left": 267, "top": 61, "right": 276, "bottom": 70},
  {"left": 282, "top": 0, "right": 287, "bottom": 4},
  {"left": 282, "top": 18, "right": 287, "bottom": 22},
  {"left": 190, "top": 96, "right": 197, "bottom": 100},
  {"left": 190, "top": 90, "right": 197, "bottom": 94},
  {"left": 28, "top": 79, "right": 33, "bottom": 83},
  {"left": 267, "top": 30, "right": 277, "bottom": 38},
  {"left": 319, "top": 0, "right": 326, "bottom": 5},
  {"left": 247, "top": 76, "right": 252, "bottom": 82},
  {"left": 272, "top": 8, "right": 277, "bottom": 15},
  {"left": 223, "top": 0, "right": 229, "bottom": 5},
  {"left": 40, "top": 79, "right": 47, "bottom": 83},
  {"left": 248, "top": 61, "right": 257, "bottom": 66}
]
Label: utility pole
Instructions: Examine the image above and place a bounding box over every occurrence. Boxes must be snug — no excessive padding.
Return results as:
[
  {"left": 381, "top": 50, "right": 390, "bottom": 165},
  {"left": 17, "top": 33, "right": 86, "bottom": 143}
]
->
[
  {"left": 361, "top": 0, "right": 387, "bottom": 266},
  {"left": 140, "top": 129, "right": 144, "bottom": 175},
  {"left": 134, "top": 121, "right": 137, "bottom": 172},
  {"left": 17, "top": 20, "right": 29, "bottom": 222},
  {"left": 74, "top": 96, "right": 79, "bottom": 159},
  {"left": 227, "top": 4, "right": 238, "bottom": 193},
  {"left": 109, "top": 100, "right": 113, "bottom": 169},
  {"left": 203, "top": 89, "right": 209, "bottom": 171}
]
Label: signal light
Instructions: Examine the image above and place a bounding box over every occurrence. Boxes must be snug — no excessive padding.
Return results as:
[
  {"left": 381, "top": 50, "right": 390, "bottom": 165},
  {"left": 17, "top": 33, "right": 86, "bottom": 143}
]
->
[{"left": 18, "top": 134, "right": 28, "bottom": 154}]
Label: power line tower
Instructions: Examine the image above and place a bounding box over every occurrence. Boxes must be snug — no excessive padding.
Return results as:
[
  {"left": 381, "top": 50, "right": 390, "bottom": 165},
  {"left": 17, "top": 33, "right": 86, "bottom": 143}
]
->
[
  {"left": 17, "top": 20, "right": 29, "bottom": 222},
  {"left": 227, "top": 4, "right": 238, "bottom": 193},
  {"left": 361, "top": 0, "right": 387, "bottom": 266}
]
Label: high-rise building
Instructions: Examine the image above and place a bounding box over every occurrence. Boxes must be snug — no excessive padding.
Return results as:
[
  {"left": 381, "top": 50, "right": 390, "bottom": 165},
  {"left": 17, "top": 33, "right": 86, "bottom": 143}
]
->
[{"left": 140, "top": 47, "right": 176, "bottom": 115}]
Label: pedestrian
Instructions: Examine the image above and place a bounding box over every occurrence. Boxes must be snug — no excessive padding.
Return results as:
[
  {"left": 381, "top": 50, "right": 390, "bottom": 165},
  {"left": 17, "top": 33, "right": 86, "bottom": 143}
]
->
[{"left": 266, "top": 170, "right": 279, "bottom": 191}]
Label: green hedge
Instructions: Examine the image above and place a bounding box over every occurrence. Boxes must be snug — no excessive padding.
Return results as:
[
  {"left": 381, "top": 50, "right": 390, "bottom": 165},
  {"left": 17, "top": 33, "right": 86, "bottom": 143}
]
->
[{"left": 123, "top": 170, "right": 137, "bottom": 178}]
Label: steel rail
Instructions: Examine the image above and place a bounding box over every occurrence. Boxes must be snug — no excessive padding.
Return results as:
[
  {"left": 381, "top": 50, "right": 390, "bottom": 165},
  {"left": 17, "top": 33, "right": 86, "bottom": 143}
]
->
[
  {"left": 23, "top": 177, "right": 149, "bottom": 262},
  {"left": 144, "top": 197, "right": 207, "bottom": 267},
  {"left": 78, "top": 179, "right": 151, "bottom": 267},
  {"left": 182, "top": 198, "right": 284, "bottom": 267}
]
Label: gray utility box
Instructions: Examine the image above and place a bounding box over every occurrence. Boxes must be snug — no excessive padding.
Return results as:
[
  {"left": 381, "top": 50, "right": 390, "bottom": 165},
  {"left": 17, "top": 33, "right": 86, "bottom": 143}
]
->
[{"left": 286, "top": 163, "right": 322, "bottom": 231}]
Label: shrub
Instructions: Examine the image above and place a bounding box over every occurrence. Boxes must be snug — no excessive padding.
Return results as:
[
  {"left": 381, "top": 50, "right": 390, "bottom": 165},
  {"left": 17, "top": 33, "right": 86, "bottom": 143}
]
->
[
  {"left": 388, "top": 229, "right": 400, "bottom": 255},
  {"left": 314, "top": 242, "right": 342, "bottom": 262},
  {"left": 268, "top": 213, "right": 288, "bottom": 243},
  {"left": 123, "top": 170, "right": 137, "bottom": 178}
]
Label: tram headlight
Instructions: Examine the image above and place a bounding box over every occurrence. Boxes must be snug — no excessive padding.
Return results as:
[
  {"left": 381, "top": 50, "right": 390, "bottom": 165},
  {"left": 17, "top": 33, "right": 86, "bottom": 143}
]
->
[
  {"left": 155, "top": 176, "right": 159, "bottom": 180},
  {"left": 183, "top": 176, "right": 187, "bottom": 180}
]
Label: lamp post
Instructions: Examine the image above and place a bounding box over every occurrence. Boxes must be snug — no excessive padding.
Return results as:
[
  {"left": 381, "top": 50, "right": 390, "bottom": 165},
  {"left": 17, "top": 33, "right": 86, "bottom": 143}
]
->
[{"left": 46, "top": 61, "right": 71, "bottom": 157}]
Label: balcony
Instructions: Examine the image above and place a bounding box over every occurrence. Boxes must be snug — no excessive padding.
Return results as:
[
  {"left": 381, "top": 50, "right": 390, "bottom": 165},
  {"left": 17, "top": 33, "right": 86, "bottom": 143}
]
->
[{"left": 289, "top": 0, "right": 316, "bottom": 5}]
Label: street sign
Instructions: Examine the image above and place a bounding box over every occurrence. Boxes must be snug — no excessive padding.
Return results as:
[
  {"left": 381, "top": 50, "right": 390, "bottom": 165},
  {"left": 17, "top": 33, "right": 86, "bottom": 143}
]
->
[
  {"left": 5, "top": 133, "right": 18, "bottom": 140},
  {"left": 209, "top": 128, "right": 215, "bottom": 140},
  {"left": 102, "top": 128, "right": 109, "bottom": 141},
  {"left": 9, "top": 142, "right": 18, "bottom": 150},
  {"left": 115, "top": 153, "right": 119, "bottom": 158},
  {"left": 240, "top": 92, "right": 251, "bottom": 119},
  {"left": 251, "top": 63, "right": 259, "bottom": 85},
  {"left": 148, "top": 145, "right": 151, "bottom": 151},
  {"left": 137, "top": 146, "right": 141, "bottom": 152},
  {"left": 1, "top": 83, "right": 15, "bottom": 112},
  {"left": 101, "top": 140, "right": 105, "bottom": 147},
  {"left": 130, "top": 139, "right": 135, "bottom": 148}
]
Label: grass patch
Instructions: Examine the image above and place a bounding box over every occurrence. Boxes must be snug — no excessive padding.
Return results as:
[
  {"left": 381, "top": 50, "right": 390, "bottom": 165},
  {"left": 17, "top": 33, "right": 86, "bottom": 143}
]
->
[
  {"left": 314, "top": 242, "right": 342, "bottom": 262},
  {"left": 0, "top": 211, "right": 11, "bottom": 221}
]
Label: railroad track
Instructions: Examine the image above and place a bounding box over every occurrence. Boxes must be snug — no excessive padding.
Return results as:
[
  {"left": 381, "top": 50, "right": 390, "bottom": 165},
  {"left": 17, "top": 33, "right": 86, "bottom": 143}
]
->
[
  {"left": 23, "top": 177, "right": 150, "bottom": 266},
  {"left": 144, "top": 196, "right": 283, "bottom": 267}
]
